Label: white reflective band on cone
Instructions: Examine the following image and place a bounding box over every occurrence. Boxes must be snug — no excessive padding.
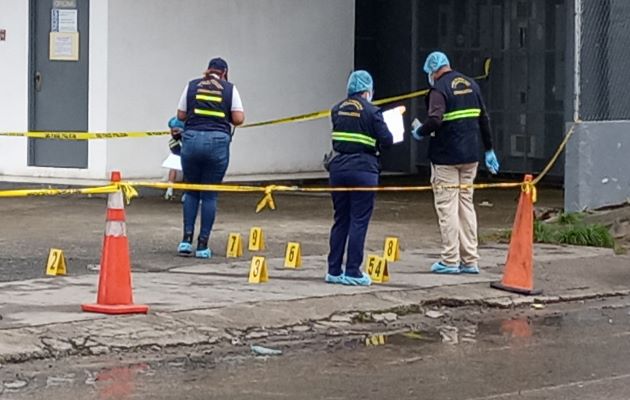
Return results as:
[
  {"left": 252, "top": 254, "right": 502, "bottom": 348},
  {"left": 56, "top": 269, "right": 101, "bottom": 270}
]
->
[
  {"left": 107, "top": 190, "right": 125, "bottom": 210},
  {"left": 105, "top": 221, "right": 127, "bottom": 237}
]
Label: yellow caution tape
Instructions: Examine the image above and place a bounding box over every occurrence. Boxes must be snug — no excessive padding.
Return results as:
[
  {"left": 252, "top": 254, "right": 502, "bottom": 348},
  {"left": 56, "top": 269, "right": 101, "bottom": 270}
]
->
[
  {"left": 0, "top": 131, "right": 170, "bottom": 140},
  {"left": 1, "top": 59, "right": 492, "bottom": 138},
  {"left": 0, "top": 184, "right": 119, "bottom": 198},
  {"left": 241, "top": 58, "right": 492, "bottom": 129}
]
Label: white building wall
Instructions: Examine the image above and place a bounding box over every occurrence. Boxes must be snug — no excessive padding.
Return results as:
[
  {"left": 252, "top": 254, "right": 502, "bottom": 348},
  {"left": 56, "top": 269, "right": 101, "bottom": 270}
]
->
[
  {"left": 0, "top": 0, "right": 29, "bottom": 177},
  {"left": 105, "top": 0, "right": 355, "bottom": 178},
  {"left": 0, "top": 0, "right": 355, "bottom": 182}
]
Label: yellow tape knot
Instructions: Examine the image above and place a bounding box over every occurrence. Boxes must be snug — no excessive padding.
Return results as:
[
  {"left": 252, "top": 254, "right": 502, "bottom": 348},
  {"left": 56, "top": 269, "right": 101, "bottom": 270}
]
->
[
  {"left": 256, "top": 185, "right": 278, "bottom": 213},
  {"left": 117, "top": 182, "right": 139, "bottom": 205},
  {"left": 521, "top": 181, "right": 538, "bottom": 204}
]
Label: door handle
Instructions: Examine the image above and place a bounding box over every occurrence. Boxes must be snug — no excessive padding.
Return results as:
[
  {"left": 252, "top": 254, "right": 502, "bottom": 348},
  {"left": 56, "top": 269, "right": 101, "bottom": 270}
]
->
[{"left": 35, "top": 71, "right": 42, "bottom": 92}]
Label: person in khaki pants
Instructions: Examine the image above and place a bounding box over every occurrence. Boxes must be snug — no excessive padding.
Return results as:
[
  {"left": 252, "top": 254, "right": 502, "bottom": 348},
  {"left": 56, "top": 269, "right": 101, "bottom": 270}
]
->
[{"left": 411, "top": 51, "right": 500, "bottom": 274}]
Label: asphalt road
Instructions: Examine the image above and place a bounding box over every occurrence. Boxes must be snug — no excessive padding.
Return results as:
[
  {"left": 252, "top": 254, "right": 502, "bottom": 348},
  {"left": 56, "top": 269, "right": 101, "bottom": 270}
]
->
[{"left": 3, "top": 298, "right": 630, "bottom": 399}]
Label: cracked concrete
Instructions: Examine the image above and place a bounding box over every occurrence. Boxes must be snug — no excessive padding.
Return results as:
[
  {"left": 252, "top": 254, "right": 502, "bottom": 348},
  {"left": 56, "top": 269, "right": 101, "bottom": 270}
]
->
[{"left": 0, "top": 243, "right": 627, "bottom": 364}]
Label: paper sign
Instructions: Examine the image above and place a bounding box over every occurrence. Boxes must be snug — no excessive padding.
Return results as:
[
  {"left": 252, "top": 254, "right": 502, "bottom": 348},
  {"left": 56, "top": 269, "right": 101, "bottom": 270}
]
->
[
  {"left": 52, "top": 9, "right": 78, "bottom": 32},
  {"left": 46, "top": 248, "right": 67, "bottom": 276},
  {"left": 383, "top": 106, "right": 406, "bottom": 144},
  {"left": 49, "top": 32, "right": 79, "bottom": 61},
  {"left": 366, "top": 255, "right": 389, "bottom": 283},
  {"left": 161, "top": 153, "right": 182, "bottom": 171},
  {"left": 226, "top": 233, "right": 243, "bottom": 258},
  {"left": 248, "top": 256, "right": 269, "bottom": 283},
  {"left": 383, "top": 237, "right": 401, "bottom": 262},
  {"left": 284, "top": 242, "right": 302, "bottom": 268}
]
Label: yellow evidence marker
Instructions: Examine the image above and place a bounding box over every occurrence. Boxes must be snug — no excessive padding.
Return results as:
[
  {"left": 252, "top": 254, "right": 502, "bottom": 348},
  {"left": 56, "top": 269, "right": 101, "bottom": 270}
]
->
[
  {"left": 284, "top": 242, "right": 302, "bottom": 268},
  {"left": 46, "top": 248, "right": 67, "bottom": 276},
  {"left": 366, "top": 254, "right": 389, "bottom": 283},
  {"left": 383, "top": 236, "right": 401, "bottom": 262},
  {"left": 365, "top": 334, "right": 386, "bottom": 346},
  {"left": 248, "top": 256, "right": 269, "bottom": 283},
  {"left": 248, "top": 227, "right": 265, "bottom": 251},
  {"left": 226, "top": 233, "right": 244, "bottom": 258}
]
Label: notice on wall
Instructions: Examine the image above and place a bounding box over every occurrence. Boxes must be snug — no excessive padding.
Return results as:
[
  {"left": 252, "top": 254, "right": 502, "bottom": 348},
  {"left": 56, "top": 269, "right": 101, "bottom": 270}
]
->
[
  {"left": 53, "top": 0, "right": 77, "bottom": 8},
  {"left": 51, "top": 9, "right": 78, "bottom": 32},
  {"left": 49, "top": 32, "right": 79, "bottom": 61}
]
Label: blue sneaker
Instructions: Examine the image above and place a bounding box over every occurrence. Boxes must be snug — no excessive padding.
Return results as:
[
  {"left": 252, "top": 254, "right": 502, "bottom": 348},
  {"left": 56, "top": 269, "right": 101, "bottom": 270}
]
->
[
  {"left": 459, "top": 264, "right": 480, "bottom": 274},
  {"left": 177, "top": 242, "right": 193, "bottom": 256},
  {"left": 195, "top": 248, "right": 212, "bottom": 259},
  {"left": 341, "top": 272, "right": 372, "bottom": 286},
  {"left": 325, "top": 273, "right": 345, "bottom": 284},
  {"left": 431, "top": 262, "right": 461, "bottom": 274}
]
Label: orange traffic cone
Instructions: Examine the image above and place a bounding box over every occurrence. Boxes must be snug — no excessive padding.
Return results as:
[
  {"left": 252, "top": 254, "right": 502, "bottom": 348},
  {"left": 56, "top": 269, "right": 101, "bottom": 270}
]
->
[
  {"left": 490, "top": 175, "right": 542, "bottom": 295},
  {"left": 82, "top": 171, "right": 149, "bottom": 314}
]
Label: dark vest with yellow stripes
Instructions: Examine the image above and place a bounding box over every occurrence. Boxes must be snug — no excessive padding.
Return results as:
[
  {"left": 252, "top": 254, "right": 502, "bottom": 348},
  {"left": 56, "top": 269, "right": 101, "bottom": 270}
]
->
[
  {"left": 331, "top": 95, "right": 379, "bottom": 155},
  {"left": 185, "top": 76, "right": 233, "bottom": 134},
  {"left": 428, "top": 71, "right": 483, "bottom": 165}
]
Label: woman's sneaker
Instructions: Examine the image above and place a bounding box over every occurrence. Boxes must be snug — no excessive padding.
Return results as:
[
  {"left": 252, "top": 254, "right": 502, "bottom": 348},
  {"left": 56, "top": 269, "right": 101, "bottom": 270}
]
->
[
  {"left": 195, "top": 248, "right": 212, "bottom": 259},
  {"left": 177, "top": 242, "right": 193, "bottom": 256}
]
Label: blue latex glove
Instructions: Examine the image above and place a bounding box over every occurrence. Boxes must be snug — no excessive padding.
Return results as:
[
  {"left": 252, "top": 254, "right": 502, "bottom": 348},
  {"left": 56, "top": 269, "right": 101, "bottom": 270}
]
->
[
  {"left": 485, "top": 150, "right": 500, "bottom": 174},
  {"left": 168, "top": 116, "right": 185, "bottom": 130},
  {"left": 411, "top": 118, "right": 424, "bottom": 141}
]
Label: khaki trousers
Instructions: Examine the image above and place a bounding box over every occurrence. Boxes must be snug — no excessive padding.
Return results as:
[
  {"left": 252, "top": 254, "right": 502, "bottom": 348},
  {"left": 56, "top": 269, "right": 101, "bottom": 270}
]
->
[{"left": 431, "top": 162, "right": 479, "bottom": 267}]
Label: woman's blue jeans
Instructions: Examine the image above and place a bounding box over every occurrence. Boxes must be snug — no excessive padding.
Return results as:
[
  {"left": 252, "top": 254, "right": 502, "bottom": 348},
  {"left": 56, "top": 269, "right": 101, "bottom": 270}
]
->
[{"left": 180, "top": 130, "right": 230, "bottom": 246}]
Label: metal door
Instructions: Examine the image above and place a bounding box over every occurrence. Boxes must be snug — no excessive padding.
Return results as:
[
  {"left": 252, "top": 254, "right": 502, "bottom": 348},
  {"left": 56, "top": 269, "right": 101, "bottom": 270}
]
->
[{"left": 28, "top": 0, "right": 89, "bottom": 168}]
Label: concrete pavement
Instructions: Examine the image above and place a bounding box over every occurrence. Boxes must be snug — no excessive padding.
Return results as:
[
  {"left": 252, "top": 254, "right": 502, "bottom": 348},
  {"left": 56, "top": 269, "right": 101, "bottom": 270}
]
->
[{"left": 1, "top": 243, "right": 627, "bottom": 363}]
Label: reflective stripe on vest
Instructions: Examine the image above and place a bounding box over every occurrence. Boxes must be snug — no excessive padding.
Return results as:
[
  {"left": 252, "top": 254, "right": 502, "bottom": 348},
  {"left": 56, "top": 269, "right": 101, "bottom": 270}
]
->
[
  {"left": 195, "top": 94, "right": 223, "bottom": 103},
  {"left": 194, "top": 108, "right": 226, "bottom": 118},
  {"left": 442, "top": 108, "right": 481, "bottom": 122},
  {"left": 331, "top": 131, "right": 376, "bottom": 147}
]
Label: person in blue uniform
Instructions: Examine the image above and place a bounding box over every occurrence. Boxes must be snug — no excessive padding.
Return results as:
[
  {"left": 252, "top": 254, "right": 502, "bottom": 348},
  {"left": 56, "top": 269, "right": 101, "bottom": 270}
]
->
[
  {"left": 326, "top": 70, "right": 395, "bottom": 286},
  {"left": 411, "top": 51, "right": 500, "bottom": 274},
  {"left": 175, "top": 57, "right": 245, "bottom": 258},
  {"left": 164, "top": 116, "right": 184, "bottom": 200}
]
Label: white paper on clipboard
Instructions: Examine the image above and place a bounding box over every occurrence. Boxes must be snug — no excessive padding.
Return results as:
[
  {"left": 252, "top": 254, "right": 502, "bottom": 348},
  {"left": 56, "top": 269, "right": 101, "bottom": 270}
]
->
[
  {"left": 161, "top": 153, "right": 182, "bottom": 171},
  {"left": 382, "top": 106, "right": 406, "bottom": 143}
]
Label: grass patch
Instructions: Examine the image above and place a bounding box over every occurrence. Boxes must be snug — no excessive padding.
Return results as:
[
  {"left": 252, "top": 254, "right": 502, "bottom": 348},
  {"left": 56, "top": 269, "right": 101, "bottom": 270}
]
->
[
  {"left": 534, "top": 212, "right": 615, "bottom": 248},
  {"left": 482, "top": 212, "right": 617, "bottom": 249}
]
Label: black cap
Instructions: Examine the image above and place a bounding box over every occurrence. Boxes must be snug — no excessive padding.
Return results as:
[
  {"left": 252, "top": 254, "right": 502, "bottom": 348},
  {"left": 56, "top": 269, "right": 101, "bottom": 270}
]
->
[{"left": 208, "top": 57, "right": 228, "bottom": 71}]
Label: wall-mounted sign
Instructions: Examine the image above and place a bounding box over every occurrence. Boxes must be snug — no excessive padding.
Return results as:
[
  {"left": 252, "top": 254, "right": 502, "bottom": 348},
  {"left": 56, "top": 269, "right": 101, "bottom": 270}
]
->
[
  {"left": 49, "top": 32, "right": 79, "bottom": 61},
  {"left": 51, "top": 9, "right": 77, "bottom": 32},
  {"left": 53, "top": 0, "right": 77, "bottom": 8}
]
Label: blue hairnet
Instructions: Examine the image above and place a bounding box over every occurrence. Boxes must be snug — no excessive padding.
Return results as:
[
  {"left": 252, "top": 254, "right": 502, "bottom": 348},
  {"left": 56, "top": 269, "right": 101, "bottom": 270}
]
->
[
  {"left": 168, "top": 117, "right": 185, "bottom": 130},
  {"left": 347, "top": 70, "right": 373, "bottom": 96},
  {"left": 423, "top": 51, "right": 450, "bottom": 74}
]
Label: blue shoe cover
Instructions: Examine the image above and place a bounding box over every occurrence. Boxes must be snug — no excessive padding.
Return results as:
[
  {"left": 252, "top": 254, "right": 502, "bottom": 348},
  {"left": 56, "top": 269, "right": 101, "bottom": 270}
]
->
[
  {"left": 325, "top": 273, "right": 345, "bottom": 284},
  {"left": 431, "top": 262, "right": 461, "bottom": 274},
  {"left": 342, "top": 272, "right": 372, "bottom": 286},
  {"left": 195, "top": 248, "right": 212, "bottom": 259},
  {"left": 459, "top": 264, "right": 480, "bottom": 274},
  {"left": 177, "top": 242, "right": 193, "bottom": 256}
]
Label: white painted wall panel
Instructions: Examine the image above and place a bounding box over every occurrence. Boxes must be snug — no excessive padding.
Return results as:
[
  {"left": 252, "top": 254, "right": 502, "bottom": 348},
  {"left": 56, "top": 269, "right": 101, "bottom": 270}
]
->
[
  {"left": 0, "top": 0, "right": 29, "bottom": 176},
  {"left": 106, "top": 0, "right": 355, "bottom": 178}
]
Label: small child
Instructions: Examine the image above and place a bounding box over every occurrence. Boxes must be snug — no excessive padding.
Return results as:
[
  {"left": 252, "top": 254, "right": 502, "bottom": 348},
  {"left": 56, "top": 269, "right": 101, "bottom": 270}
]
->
[{"left": 164, "top": 117, "right": 185, "bottom": 200}]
